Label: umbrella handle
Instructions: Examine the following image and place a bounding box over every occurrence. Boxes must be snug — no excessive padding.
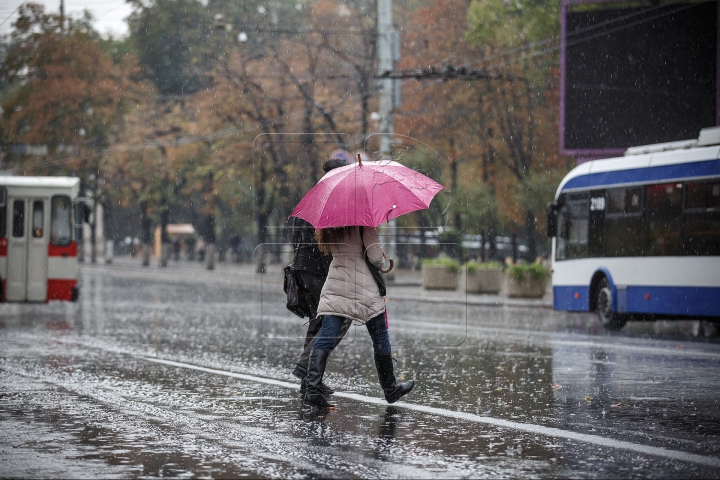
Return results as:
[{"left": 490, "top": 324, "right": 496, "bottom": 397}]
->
[{"left": 380, "top": 258, "right": 394, "bottom": 274}]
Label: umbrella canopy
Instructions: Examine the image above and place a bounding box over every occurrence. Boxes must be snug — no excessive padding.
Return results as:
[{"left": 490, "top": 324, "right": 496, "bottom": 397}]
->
[{"left": 290, "top": 159, "right": 445, "bottom": 229}]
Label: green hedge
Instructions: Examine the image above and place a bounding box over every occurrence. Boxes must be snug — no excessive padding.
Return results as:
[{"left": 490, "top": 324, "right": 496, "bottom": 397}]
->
[
  {"left": 421, "top": 257, "right": 460, "bottom": 273},
  {"left": 508, "top": 263, "right": 549, "bottom": 282},
  {"left": 465, "top": 261, "right": 503, "bottom": 274}
]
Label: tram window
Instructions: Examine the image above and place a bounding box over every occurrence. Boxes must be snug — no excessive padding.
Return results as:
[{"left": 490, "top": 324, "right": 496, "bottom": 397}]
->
[
  {"left": 646, "top": 183, "right": 682, "bottom": 256},
  {"left": 627, "top": 187, "right": 642, "bottom": 213},
  {"left": 606, "top": 187, "right": 642, "bottom": 215},
  {"left": 686, "top": 182, "right": 706, "bottom": 209},
  {"left": 686, "top": 181, "right": 720, "bottom": 210},
  {"left": 32, "top": 201, "right": 44, "bottom": 238},
  {"left": 566, "top": 199, "right": 589, "bottom": 259},
  {"left": 556, "top": 193, "right": 589, "bottom": 260},
  {"left": 684, "top": 180, "right": 720, "bottom": 255},
  {"left": 606, "top": 189, "right": 625, "bottom": 214},
  {"left": 51, "top": 196, "right": 72, "bottom": 246},
  {"left": 684, "top": 215, "right": 720, "bottom": 255},
  {"left": 605, "top": 187, "right": 643, "bottom": 257},
  {"left": 12, "top": 200, "right": 24, "bottom": 238}
]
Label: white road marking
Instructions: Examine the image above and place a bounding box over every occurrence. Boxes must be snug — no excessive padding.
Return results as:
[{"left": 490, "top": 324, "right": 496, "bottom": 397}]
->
[{"left": 142, "top": 355, "right": 720, "bottom": 469}]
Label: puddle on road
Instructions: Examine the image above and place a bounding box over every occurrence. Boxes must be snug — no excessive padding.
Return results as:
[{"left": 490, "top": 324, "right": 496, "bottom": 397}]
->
[{"left": 1, "top": 272, "right": 720, "bottom": 478}]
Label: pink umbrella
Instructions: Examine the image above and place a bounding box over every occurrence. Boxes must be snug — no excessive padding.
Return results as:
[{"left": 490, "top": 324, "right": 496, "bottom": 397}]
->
[{"left": 290, "top": 158, "right": 445, "bottom": 229}]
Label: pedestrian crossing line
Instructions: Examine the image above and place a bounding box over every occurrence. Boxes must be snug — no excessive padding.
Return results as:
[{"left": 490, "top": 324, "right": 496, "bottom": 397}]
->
[{"left": 141, "top": 355, "right": 720, "bottom": 469}]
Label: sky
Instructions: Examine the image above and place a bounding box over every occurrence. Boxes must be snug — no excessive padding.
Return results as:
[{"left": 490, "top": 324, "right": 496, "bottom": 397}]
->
[{"left": 0, "top": 0, "right": 133, "bottom": 38}]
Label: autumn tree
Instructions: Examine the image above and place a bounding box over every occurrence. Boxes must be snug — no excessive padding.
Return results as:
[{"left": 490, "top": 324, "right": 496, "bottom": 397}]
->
[
  {"left": 1, "top": 5, "right": 127, "bottom": 161},
  {"left": 124, "top": 0, "right": 362, "bottom": 267},
  {"left": 192, "top": 1, "right": 381, "bottom": 267},
  {"left": 126, "top": 0, "right": 216, "bottom": 96},
  {"left": 466, "top": 0, "right": 565, "bottom": 260},
  {"left": 396, "top": 0, "right": 501, "bottom": 249},
  {"left": 0, "top": 4, "right": 142, "bottom": 261}
]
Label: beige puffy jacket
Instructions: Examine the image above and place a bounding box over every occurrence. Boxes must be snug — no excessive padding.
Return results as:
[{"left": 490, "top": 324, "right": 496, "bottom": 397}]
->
[{"left": 315, "top": 226, "right": 386, "bottom": 325}]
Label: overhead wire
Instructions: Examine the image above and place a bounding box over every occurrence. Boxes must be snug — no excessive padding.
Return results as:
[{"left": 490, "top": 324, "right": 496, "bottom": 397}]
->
[
  {"left": 434, "top": 0, "right": 698, "bottom": 71},
  {"left": 481, "top": 0, "right": 703, "bottom": 72},
  {"left": 0, "top": 1, "right": 25, "bottom": 29},
  {"left": 463, "top": 0, "right": 703, "bottom": 68}
]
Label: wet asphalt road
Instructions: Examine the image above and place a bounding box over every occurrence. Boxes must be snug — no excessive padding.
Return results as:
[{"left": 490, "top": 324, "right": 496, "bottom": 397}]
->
[{"left": 2, "top": 262, "right": 720, "bottom": 478}]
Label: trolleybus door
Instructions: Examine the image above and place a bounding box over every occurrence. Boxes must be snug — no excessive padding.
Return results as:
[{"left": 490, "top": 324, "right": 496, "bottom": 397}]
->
[
  {"left": 27, "top": 199, "right": 48, "bottom": 301},
  {"left": 6, "top": 197, "right": 48, "bottom": 301},
  {"left": 7, "top": 198, "right": 27, "bottom": 300}
]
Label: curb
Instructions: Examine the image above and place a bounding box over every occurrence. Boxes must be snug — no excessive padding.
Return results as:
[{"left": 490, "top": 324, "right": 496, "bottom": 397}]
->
[
  {"left": 388, "top": 292, "right": 552, "bottom": 309},
  {"left": 81, "top": 261, "right": 553, "bottom": 310}
]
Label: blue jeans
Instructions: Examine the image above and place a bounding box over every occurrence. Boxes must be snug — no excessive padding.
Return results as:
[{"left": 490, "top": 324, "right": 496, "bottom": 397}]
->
[{"left": 313, "top": 314, "right": 391, "bottom": 356}]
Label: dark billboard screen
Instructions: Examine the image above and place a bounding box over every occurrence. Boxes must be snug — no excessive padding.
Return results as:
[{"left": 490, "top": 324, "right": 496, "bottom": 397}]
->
[{"left": 562, "top": 0, "right": 717, "bottom": 154}]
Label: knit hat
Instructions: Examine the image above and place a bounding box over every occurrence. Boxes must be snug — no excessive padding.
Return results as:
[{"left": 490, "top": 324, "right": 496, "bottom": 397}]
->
[{"left": 322, "top": 158, "right": 347, "bottom": 172}]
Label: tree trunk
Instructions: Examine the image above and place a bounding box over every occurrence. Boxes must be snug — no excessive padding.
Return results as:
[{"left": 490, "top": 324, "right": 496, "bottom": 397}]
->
[
  {"left": 104, "top": 198, "right": 113, "bottom": 264},
  {"left": 255, "top": 159, "right": 269, "bottom": 273},
  {"left": 255, "top": 210, "right": 268, "bottom": 273},
  {"left": 204, "top": 213, "right": 215, "bottom": 270},
  {"left": 511, "top": 232, "right": 517, "bottom": 265},
  {"left": 525, "top": 209, "right": 537, "bottom": 261},
  {"left": 449, "top": 139, "right": 461, "bottom": 230},
  {"left": 140, "top": 201, "right": 151, "bottom": 267},
  {"left": 489, "top": 228, "right": 497, "bottom": 262},
  {"left": 90, "top": 196, "right": 97, "bottom": 264},
  {"left": 159, "top": 203, "right": 169, "bottom": 268},
  {"left": 480, "top": 230, "right": 486, "bottom": 262}
]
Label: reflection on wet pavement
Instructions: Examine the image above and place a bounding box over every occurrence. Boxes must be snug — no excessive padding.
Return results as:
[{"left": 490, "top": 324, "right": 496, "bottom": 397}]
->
[{"left": 1, "top": 267, "right": 720, "bottom": 478}]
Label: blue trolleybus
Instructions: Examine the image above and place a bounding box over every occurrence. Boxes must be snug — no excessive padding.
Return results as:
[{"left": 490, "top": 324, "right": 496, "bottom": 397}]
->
[{"left": 547, "top": 127, "right": 720, "bottom": 330}]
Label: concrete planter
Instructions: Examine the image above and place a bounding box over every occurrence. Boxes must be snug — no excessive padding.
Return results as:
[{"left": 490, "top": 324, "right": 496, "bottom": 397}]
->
[
  {"left": 422, "top": 264, "right": 459, "bottom": 290},
  {"left": 506, "top": 273, "right": 546, "bottom": 298},
  {"left": 465, "top": 268, "right": 503, "bottom": 294}
]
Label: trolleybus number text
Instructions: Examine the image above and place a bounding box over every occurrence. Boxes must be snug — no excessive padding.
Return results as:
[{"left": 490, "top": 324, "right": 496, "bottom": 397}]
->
[{"left": 590, "top": 197, "right": 606, "bottom": 211}]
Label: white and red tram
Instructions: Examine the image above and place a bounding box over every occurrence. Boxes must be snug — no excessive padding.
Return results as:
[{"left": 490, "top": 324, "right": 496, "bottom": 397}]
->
[{"left": 0, "top": 176, "right": 80, "bottom": 302}]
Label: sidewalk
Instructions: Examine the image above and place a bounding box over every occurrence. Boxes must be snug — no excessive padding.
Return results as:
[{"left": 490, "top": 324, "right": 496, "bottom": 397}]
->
[{"left": 83, "top": 256, "right": 552, "bottom": 309}]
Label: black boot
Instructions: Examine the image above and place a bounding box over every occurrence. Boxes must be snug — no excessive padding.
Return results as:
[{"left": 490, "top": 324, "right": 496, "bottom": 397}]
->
[
  {"left": 300, "top": 379, "right": 335, "bottom": 397},
  {"left": 291, "top": 365, "right": 306, "bottom": 380},
  {"left": 374, "top": 353, "right": 414, "bottom": 404},
  {"left": 304, "top": 349, "right": 334, "bottom": 408},
  {"left": 295, "top": 365, "right": 334, "bottom": 397}
]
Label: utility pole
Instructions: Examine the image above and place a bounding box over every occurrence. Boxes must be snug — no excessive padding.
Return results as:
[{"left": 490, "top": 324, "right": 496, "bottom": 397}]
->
[
  {"left": 377, "top": 0, "right": 398, "bottom": 277},
  {"left": 377, "top": 0, "right": 396, "bottom": 157},
  {"left": 60, "top": 0, "right": 64, "bottom": 34}
]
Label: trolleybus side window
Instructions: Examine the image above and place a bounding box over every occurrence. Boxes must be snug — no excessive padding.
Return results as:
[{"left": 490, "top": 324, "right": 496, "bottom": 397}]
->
[
  {"left": 646, "top": 183, "right": 682, "bottom": 256},
  {"left": 0, "top": 187, "right": 5, "bottom": 238},
  {"left": 605, "top": 187, "right": 643, "bottom": 257},
  {"left": 684, "top": 180, "right": 720, "bottom": 255},
  {"left": 12, "top": 200, "right": 24, "bottom": 238},
  {"left": 32, "top": 200, "right": 44, "bottom": 238},
  {"left": 556, "top": 192, "right": 589, "bottom": 260},
  {"left": 51, "top": 195, "right": 72, "bottom": 246}
]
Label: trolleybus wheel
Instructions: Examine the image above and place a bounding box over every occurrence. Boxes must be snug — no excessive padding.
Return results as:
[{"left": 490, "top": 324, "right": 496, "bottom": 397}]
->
[{"left": 595, "top": 277, "right": 627, "bottom": 331}]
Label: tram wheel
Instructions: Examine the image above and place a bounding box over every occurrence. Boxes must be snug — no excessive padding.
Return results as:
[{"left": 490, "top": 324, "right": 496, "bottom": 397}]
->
[{"left": 595, "top": 277, "right": 627, "bottom": 331}]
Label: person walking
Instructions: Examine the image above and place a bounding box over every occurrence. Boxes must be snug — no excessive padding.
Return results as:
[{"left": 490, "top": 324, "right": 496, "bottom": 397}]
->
[
  {"left": 290, "top": 158, "right": 352, "bottom": 396},
  {"left": 304, "top": 225, "right": 414, "bottom": 408}
]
